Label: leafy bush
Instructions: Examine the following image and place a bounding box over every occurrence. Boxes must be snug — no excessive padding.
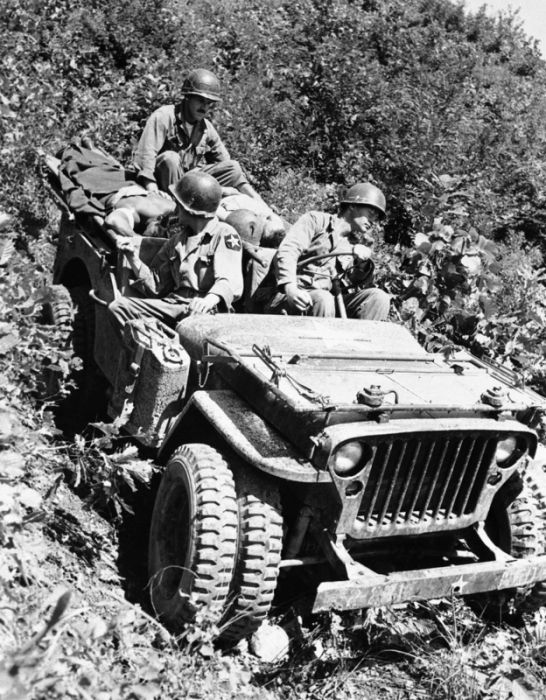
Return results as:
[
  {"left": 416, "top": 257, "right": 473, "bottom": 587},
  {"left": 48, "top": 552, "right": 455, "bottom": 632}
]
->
[{"left": 375, "top": 219, "right": 546, "bottom": 389}]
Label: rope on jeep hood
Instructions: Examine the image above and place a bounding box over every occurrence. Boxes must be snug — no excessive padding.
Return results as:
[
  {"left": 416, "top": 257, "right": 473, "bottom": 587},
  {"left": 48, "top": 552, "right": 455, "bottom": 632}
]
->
[{"left": 252, "top": 344, "right": 331, "bottom": 407}]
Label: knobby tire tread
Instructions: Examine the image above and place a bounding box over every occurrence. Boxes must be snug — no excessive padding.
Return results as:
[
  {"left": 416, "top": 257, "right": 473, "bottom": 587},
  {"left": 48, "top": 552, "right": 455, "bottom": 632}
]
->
[
  {"left": 149, "top": 444, "right": 238, "bottom": 631},
  {"left": 473, "top": 490, "right": 546, "bottom": 619},
  {"left": 220, "top": 475, "right": 283, "bottom": 643}
]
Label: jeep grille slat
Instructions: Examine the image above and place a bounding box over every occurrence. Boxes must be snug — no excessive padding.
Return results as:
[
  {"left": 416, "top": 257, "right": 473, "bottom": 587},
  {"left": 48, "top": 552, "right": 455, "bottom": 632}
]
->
[
  {"left": 454, "top": 439, "right": 490, "bottom": 515},
  {"left": 392, "top": 440, "right": 422, "bottom": 523},
  {"left": 406, "top": 440, "right": 436, "bottom": 520},
  {"left": 378, "top": 441, "right": 408, "bottom": 525},
  {"left": 358, "top": 433, "right": 496, "bottom": 531},
  {"left": 366, "top": 442, "right": 393, "bottom": 520},
  {"left": 433, "top": 438, "right": 462, "bottom": 519},
  {"left": 445, "top": 437, "right": 475, "bottom": 516},
  {"left": 418, "top": 439, "right": 449, "bottom": 520}
]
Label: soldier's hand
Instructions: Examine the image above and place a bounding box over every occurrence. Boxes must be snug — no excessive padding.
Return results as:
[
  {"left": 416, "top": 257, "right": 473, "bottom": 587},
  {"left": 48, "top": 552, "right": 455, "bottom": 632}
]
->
[
  {"left": 114, "top": 235, "right": 140, "bottom": 261},
  {"left": 221, "top": 186, "right": 240, "bottom": 197},
  {"left": 352, "top": 244, "right": 372, "bottom": 261},
  {"left": 145, "top": 181, "right": 172, "bottom": 200},
  {"left": 284, "top": 283, "right": 313, "bottom": 312},
  {"left": 188, "top": 294, "right": 220, "bottom": 315}
]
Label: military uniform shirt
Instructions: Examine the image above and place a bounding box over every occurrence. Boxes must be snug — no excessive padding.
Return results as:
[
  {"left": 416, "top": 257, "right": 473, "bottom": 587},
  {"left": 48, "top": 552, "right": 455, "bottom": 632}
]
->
[
  {"left": 275, "top": 211, "right": 374, "bottom": 291},
  {"left": 133, "top": 104, "right": 231, "bottom": 184},
  {"left": 133, "top": 218, "right": 243, "bottom": 308}
]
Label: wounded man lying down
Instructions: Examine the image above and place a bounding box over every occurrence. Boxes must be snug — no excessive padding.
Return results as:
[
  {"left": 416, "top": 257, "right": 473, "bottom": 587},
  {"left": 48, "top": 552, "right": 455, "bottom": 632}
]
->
[
  {"left": 55, "top": 137, "right": 176, "bottom": 238},
  {"left": 55, "top": 136, "right": 286, "bottom": 243}
]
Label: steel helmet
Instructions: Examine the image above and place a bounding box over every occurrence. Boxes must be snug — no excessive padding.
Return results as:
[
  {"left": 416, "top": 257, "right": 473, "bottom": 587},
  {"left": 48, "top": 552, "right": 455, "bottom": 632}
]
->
[
  {"left": 340, "top": 182, "right": 386, "bottom": 217},
  {"left": 181, "top": 68, "right": 222, "bottom": 102},
  {"left": 168, "top": 171, "right": 222, "bottom": 217}
]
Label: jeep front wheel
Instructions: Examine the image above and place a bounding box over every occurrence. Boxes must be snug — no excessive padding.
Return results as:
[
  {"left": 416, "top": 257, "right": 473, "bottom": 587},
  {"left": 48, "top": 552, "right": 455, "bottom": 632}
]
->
[
  {"left": 148, "top": 444, "right": 238, "bottom": 631},
  {"left": 471, "top": 487, "right": 546, "bottom": 620},
  {"left": 220, "top": 470, "right": 283, "bottom": 643}
]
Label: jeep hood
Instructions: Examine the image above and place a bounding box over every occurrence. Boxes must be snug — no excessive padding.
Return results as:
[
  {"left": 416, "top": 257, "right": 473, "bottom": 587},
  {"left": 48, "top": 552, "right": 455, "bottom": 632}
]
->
[{"left": 176, "top": 315, "right": 544, "bottom": 413}]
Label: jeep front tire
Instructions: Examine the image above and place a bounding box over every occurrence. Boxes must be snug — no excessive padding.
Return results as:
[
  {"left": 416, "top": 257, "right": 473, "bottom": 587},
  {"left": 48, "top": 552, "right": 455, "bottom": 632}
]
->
[{"left": 148, "top": 444, "right": 238, "bottom": 630}]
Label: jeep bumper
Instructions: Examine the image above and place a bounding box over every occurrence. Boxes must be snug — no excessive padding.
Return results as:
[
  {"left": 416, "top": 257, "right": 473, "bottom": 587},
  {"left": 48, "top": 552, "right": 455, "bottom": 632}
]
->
[{"left": 312, "top": 556, "right": 546, "bottom": 612}]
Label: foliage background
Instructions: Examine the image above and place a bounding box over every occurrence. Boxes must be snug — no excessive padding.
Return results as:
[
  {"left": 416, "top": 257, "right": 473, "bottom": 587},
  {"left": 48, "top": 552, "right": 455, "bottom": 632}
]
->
[
  {"left": 3, "top": 0, "right": 546, "bottom": 697},
  {"left": 3, "top": 0, "right": 546, "bottom": 381}
]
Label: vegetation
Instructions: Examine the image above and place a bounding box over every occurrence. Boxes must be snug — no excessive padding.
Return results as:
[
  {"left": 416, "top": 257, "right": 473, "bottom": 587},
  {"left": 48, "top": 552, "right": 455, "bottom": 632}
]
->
[
  {"left": 3, "top": 0, "right": 546, "bottom": 382},
  {"left": 2, "top": 0, "right": 546, "bottom": 697}
]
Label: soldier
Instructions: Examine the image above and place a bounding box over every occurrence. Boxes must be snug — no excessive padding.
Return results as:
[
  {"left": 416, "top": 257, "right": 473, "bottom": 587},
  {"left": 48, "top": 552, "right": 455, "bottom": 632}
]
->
[
  {"left": 223, "top": 208, "right": 286, "bottom": 312},
  {"left": 270, "top": 182, "right": 391, "bottom": 319},
  {"left": 132, "top": 68, "right": 265, "bottom": 204},
  {"left": 108, "top": 170, "right": 243, "bottom": 330}
]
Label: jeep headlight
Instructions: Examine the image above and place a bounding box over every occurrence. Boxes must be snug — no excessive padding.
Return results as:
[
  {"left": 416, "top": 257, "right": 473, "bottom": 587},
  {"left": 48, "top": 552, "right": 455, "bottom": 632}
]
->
[
  {"left": 495, "top": 436, "right": 523, "bottom": 467},
  {"left": 332, "top": 441, "right": 370, "bottom": 477}
]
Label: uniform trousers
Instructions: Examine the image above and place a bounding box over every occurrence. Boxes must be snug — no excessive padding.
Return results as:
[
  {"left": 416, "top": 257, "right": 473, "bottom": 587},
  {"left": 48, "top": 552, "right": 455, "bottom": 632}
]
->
[
  {"left": 268, "top": 287, "right": 390, "bottom": 320},
  {"left": 108, "top": 292, "right": 203, "bottom": 333},
  {"left": 155, "top": 151, "right": 248, "bottom": 192}
]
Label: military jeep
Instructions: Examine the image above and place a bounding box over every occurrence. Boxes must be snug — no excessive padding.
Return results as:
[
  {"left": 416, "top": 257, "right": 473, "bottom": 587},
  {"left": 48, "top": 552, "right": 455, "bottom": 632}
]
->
[{"left": 45, "top": 166, "right": 546, "bottom": 642}]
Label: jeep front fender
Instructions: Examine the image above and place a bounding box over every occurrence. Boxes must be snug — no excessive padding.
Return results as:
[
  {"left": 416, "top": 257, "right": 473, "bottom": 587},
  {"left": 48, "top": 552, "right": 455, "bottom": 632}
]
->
[{"left": 159, "top": 390, "right": 329, "bottom": 483}]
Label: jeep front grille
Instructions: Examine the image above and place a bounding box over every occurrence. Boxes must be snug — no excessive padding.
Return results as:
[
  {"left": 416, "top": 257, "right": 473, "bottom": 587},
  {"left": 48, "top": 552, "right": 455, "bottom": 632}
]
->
[{"left": 357, "top": 433, "right": 497, "bottom": 533}]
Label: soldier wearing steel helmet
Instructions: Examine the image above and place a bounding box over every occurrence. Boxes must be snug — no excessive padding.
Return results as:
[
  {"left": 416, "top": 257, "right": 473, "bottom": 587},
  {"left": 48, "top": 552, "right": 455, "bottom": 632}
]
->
[
  {"left": 132, "top": 68, "right": 265, "bottom": 204},
  {"left": 269, "top": 182, "right": 391, "bottom": 319},
  {"left": 108, "top": 170, "right": 243, "bottom": 331}
]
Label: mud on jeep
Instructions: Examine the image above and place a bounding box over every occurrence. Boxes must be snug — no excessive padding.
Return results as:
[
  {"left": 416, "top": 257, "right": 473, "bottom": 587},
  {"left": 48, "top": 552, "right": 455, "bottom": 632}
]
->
[{"left": 44, "top": 182, "right": 546, "bottom": 643}]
